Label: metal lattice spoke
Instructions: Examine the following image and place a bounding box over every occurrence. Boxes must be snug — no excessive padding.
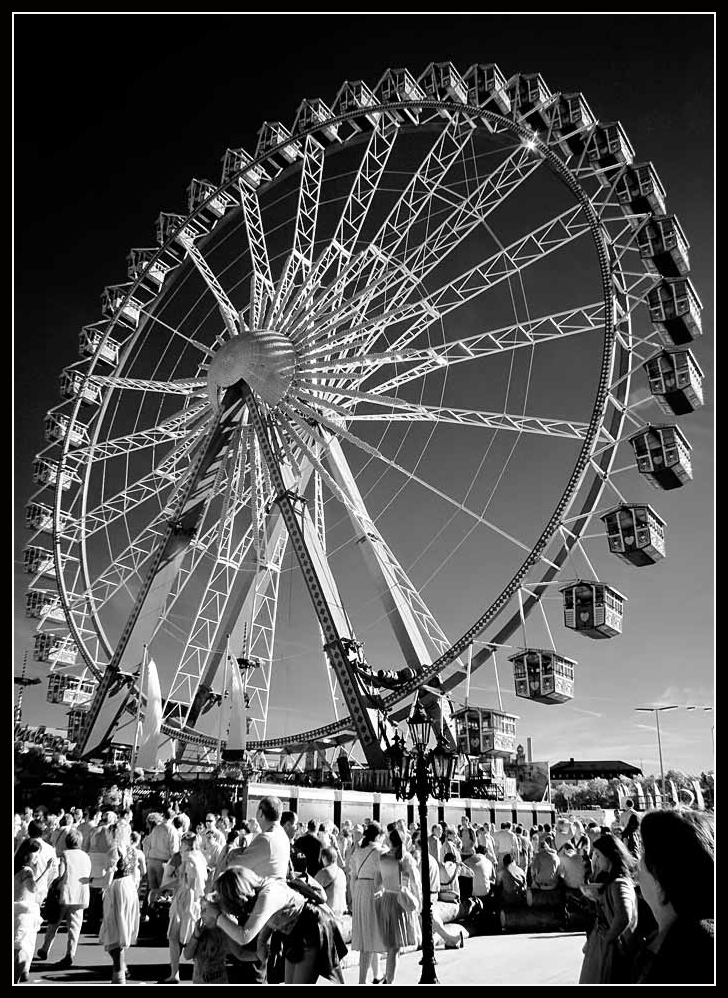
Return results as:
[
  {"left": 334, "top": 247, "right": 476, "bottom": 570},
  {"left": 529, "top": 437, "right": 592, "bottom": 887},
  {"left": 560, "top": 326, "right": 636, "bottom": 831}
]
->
[
  {"left": 65, "top": 403, "right": 210, "bottom": 467},
  {"left": 359, "top": 201, "right": 593, "bottom": 364},
  {"left": 280, "top": 397, "right": 548, "bottom": 561}
]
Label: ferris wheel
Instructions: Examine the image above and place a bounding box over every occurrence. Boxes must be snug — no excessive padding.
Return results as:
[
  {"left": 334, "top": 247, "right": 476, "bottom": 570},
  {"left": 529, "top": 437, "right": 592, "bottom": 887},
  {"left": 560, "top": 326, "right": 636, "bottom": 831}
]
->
[{"left": 23, "top": 63, "right": 705, "bottom": 770}]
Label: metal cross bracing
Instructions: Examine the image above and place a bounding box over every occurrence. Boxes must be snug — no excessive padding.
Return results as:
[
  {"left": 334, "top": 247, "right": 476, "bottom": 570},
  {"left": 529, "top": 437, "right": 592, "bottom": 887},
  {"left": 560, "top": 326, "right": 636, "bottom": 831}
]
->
[
  {"left": 176, "top": 231, "right": 242, "bottom": 340},
  {"left": 296, "top": 302, "right": 606, "bottom": 393},
  {"left": 295, "top": 385, "right": 615, "bottom": 444},
  {"left": 164, "top": 420, "right": 248, "bottom": 716},
  {"left": 313, "top": 462, "right": 344, "bottom": 721},
  {"left": 75, "top": 393, "right": 245, "bottom": 756},
  {"left": 308, "top": 141, "right": 547, "bottom": 401},
  {"left": 265, "top": 135, "right": 326, "bottom": 327},
  {"left": 239, "top": 185, "right": 275, "bottom": 328},
  {"left": 63, "top": 402, "right": 210, "bottom": 470},
  {"left": 297, "top": 113, "right": 480, "bottom": 382}
]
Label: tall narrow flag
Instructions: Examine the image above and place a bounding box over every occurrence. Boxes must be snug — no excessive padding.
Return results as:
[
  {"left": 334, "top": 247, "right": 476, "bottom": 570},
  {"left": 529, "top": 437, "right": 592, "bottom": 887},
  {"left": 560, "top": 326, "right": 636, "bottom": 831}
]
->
[
  {"left": 136, "top": 657, "right": 163, "bottom": 770},
  {"left": 225, "top": 652, "right": 248, "bottom": 757}
]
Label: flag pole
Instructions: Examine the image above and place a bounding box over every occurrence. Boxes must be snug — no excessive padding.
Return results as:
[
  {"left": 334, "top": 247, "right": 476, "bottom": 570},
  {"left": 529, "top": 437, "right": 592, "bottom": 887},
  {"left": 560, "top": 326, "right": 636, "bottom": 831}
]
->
[
  {"left": 217, "top": 636, "right": 230, "bottom": 767},
  {"left": 131, "top": 645, "right": 148, "bottom": 780}
]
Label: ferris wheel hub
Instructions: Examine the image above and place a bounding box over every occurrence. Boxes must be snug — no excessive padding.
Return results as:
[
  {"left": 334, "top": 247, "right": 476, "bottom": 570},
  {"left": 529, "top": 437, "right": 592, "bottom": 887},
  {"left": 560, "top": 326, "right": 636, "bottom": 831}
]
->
[{"left": 206, "top": 328, "right": 296, "bottom": 411}]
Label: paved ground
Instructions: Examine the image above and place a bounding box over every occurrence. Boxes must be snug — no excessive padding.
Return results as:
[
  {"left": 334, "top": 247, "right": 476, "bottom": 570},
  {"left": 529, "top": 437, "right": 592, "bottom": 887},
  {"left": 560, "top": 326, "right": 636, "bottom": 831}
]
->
[{"left": 26, "top": 925, "right": 585, "bottom": 986}]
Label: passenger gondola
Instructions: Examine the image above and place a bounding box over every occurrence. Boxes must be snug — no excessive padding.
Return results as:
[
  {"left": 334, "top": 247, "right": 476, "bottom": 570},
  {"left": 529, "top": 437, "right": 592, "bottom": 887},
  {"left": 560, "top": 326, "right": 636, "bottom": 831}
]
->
[
  {"left": 600, "top": 504, "right": 666, "bottom": 566},
  {"left": 560, "top": 581, "right": 625, "bottom": 639},
  {"left": 508, "top": 648, "right": 576, "bottom": 703}
]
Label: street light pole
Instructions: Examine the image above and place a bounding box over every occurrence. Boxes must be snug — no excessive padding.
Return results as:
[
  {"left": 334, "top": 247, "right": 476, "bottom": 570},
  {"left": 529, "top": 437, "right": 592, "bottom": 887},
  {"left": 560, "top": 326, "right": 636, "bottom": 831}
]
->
[
  {"left": 635, "top": 705, "right": 678, "bottom": 804},
  {"left": 387, "top": 707, "right": 458, "bottom": 986},
  {"left": 415, "top": 750, "right": 438, "bottom": 985},
  {"left": 655, "top": 709, "right": 665, "bottom": 799}
]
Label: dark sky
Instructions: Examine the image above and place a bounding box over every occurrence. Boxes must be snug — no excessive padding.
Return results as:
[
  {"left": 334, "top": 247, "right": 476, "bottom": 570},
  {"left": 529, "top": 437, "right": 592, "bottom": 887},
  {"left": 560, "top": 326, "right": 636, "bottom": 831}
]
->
[{"left": 14, "top": 14, "right": 714, "bottom": 772}]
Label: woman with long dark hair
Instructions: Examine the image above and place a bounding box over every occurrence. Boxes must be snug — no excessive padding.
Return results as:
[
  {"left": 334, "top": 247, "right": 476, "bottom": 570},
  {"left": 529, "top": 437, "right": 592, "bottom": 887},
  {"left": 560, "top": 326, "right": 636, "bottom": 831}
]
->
[
  {"left": 578, "top": 833, "right": 638, "bottom": 984},
  {"left": 376, "top": 828, "right": 421, "bottom": 984},
  {"left": 633, "top": 809, "right": 713, "bottom": 984},
  {"left": 209, "top": 866, "right": 347, "bottom": 983}
]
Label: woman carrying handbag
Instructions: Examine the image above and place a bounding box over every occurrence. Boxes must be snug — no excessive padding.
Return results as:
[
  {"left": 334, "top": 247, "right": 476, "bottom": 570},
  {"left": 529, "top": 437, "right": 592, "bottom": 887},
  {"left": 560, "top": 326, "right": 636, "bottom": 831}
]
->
[
  {"left": 579, "top": 834, "right": 639, "bottom": 984},
  {"left": 376, "top": 829, "right": 422, "bottom": 984},
  {"left": 37, "top": 828, "right": 91, "bottom": 969}
]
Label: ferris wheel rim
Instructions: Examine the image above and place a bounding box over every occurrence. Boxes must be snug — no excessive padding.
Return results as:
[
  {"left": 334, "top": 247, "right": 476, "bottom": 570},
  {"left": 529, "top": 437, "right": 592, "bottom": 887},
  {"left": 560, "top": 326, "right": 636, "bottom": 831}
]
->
[{"left": 48, "top": 92, "right": 634, "bottom": 752}]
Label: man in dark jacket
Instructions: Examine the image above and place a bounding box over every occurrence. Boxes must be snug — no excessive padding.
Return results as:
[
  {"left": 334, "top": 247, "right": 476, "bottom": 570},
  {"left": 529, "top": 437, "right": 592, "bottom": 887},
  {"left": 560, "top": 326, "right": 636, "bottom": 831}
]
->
[{"left": 293, "top": 819, "right": 323, "bottom": 876}]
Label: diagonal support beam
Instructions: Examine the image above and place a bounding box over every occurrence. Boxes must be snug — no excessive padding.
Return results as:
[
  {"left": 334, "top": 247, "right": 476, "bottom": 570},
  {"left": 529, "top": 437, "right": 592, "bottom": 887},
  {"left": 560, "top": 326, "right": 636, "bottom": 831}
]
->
[{"left": 243, "top": 383, "right": 390, "bottom": 767}]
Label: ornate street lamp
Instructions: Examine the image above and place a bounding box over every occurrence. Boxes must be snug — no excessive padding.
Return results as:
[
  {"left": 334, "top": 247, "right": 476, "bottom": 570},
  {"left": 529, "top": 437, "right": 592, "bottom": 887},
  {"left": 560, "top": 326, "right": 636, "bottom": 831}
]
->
[{"left": 386, "top": 706, "right": 458, "bottom": 985}]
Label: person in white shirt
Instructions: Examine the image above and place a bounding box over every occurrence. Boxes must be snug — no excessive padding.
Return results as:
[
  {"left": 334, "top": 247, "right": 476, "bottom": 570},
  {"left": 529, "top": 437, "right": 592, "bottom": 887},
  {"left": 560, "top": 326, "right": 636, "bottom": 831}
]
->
[
  {"left": 427, "top": 824, "right": 443, "bottom": 864},
  {"left": 200, "top": 814, "right": 227, "bottom": 876},
  {"left": 495, "top": 822, "right": 520, "bottom": 869},
  {"left": 463, "top": 846, "right": 496, "bottom": 898},
  {"left": 146, "top": 810, "right": 179, "bottom": 903},
  {"left": 229, "top": 796, "right": 290, "bottom": 880},
  {"left": 24, "top": 820, "right": 58, "bottom": 905}
]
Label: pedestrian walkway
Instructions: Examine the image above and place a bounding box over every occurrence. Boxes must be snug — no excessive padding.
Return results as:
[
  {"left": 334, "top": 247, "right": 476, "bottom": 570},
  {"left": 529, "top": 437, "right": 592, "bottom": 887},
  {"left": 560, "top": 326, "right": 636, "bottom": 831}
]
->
[
  {"left": 342, "top": 931, "right": 585, "bottom": 986},
  {"left": 27, "top": 928, "right": 586, "bottom": 985}
]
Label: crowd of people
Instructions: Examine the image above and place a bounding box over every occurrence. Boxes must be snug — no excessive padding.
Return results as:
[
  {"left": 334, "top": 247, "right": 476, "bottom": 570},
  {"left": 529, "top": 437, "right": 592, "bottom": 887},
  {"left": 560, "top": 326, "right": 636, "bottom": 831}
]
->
[{"left": 13, "top": 796, "right": 714, "bottom": 984}]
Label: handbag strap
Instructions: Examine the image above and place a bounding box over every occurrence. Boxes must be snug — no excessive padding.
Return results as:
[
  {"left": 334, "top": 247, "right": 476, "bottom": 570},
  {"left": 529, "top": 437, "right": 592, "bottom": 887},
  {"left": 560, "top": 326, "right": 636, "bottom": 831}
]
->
[{"left": 355, "top": 847, "right": 375, "bottom": 881}]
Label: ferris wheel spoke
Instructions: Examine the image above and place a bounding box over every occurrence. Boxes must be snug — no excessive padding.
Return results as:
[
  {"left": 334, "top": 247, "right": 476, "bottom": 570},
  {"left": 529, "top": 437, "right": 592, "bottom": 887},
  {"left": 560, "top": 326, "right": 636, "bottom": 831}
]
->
[
  {"left": 178, "top": 235, "right": 241, "bottom": 339},
  {"left": 87, "top": 375, "right": 206, "bottom": 395},
  {"left": 295, "top": 346, "right": 426, "bottom": 377},
  {"left": 317, "top": 301, "right": 605, "bottom": 395},
  {"left": 282, "top": 395, "right": 544, "bottom": 561},
  {"left": 315, "top": 115, "right": 478, "bottom": 356},
  {"left": 350, "top": 113, "right": 476, "bottom": 283},
  {"left": 362, "top": 202, "right": 593, "bottom": 369},
  {"left": 83, "top": 402, "right": 242, "bottom": 615},
  {"left": 63, "top": 438, "right": 199, "bottom": 545},
  {"left": 298, "top": 382, "right": 596, "bottom": 441},
  {"left": 265, "top": 135, "right": 326, "bottom": 327},
  {"left": 290, "top": 265, "right": 425, "bottom": 353},
  {"left": 296, "top": 294, "right": 436, "bottom": 363},
  {"left": 286, "top": 246, "right": 406, "bottom": 345},
  {"left": 331, "top": 116, "right": 400, "bottom": 262},
  {"left": 333, "top": 146, "right": 545, "bottom": 364},
  {"left": 340, "top": 402, "right": 596, "bottom": 442},
  {"left": 135, "top": 305, "right": 216, "bottom": 357},
  {"left": 325, "top": 436, "right": 459, "bottom": 667},
  {"left": 239, "top": 186, "right": 275, "bottom": 328},
  {"left": 65, "top": 402, "right": 210, "bottom": 468},
  {"left": 397, "top": 143, "right": 543, "bottom": 285},
  {"left": 285, "top": 122, "right": 400, "bottom": 333}
]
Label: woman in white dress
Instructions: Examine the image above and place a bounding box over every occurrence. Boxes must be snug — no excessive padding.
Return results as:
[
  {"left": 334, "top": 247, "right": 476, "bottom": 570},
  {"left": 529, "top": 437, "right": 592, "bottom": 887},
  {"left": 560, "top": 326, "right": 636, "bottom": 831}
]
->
[
  {"left": 98, "top": 841, "right": 140, "bottom": 983},
  {"left": 349, "top": 820, "right": 385, "bottom": 984},
  {"left": 161, "top": 832, "right": 208, "bottom": 983},
  {"left": 376, "top": 829, "right": 422, "bottom": 984}
]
